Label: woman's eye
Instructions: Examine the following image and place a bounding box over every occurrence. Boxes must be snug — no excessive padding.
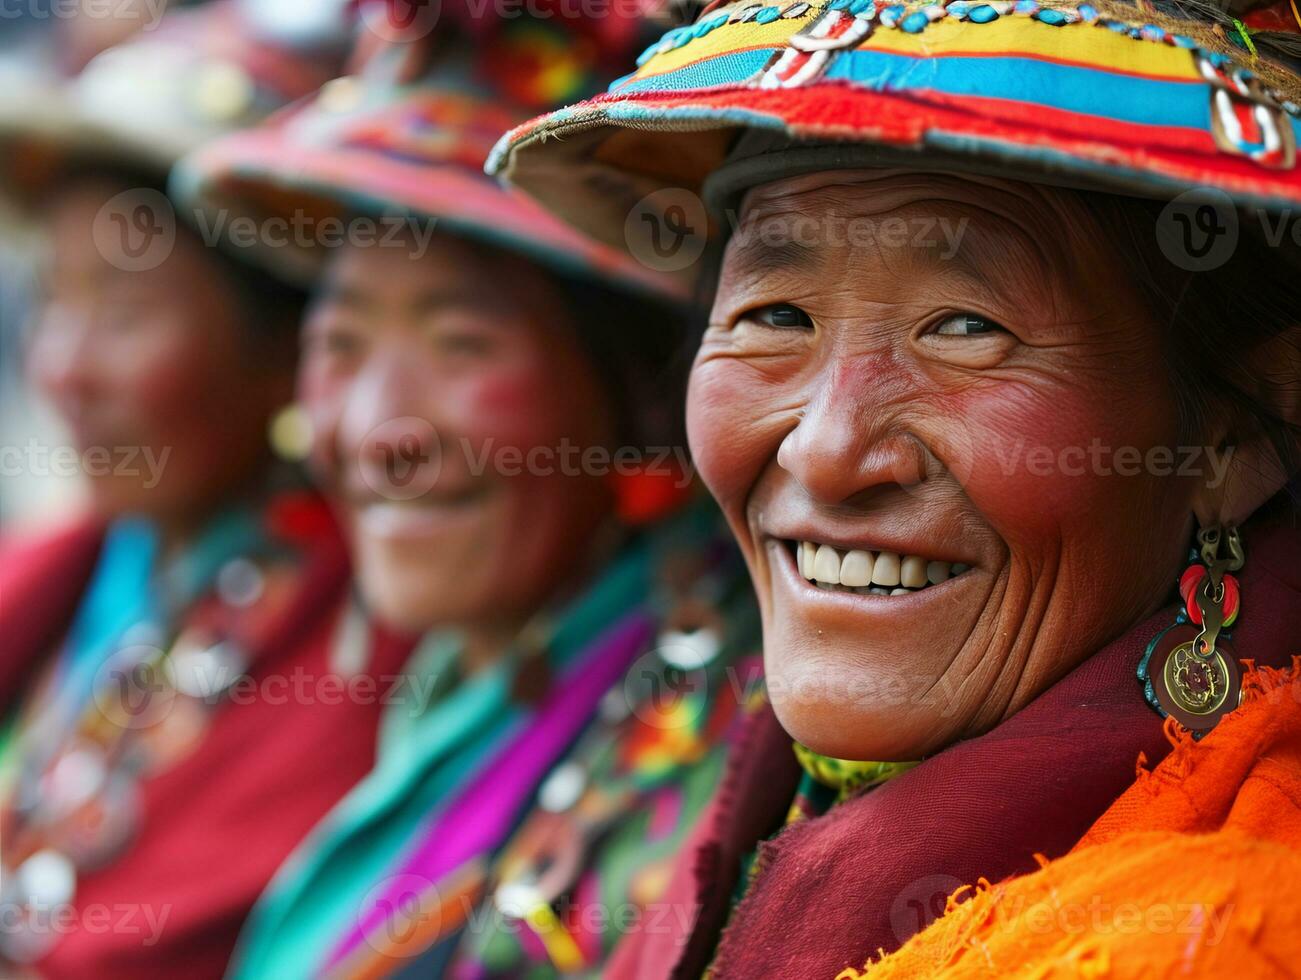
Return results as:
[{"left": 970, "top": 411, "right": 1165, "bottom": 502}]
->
[
  {"left": 436, "top": 332, "right": 494, "bottom": 357},
  {"left": 744, "top": 304, "right": 814, "bottom": 330},
  {"left": 933, "top": 314, "right": 1006, "bottom": 337},
  {"left": 305, "top": 324, "right": 362, "bottom": 358}
]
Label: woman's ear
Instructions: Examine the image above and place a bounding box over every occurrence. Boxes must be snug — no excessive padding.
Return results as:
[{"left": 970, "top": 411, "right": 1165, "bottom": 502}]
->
[{"left": 1192, "top": 324, "right": 1301, "bottom": 527}]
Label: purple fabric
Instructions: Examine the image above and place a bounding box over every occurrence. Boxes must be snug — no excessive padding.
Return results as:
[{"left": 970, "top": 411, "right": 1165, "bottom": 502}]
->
[{"left": 327, "top": 611, "right": 656, "bottom": 967}]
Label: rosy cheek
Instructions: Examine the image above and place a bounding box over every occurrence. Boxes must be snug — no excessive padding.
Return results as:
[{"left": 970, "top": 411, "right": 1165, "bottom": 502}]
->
[
  {"left": 952, "top": 383, "right": 1174, "bottom": 535},
  {"left": 114, "top": 331, "right": 212, "bottom": 422},
  {"left": 447, "top": 363, "right": 572, "bottom": 452},
  {"left": 687, "top": 359, "right": 772, "bottom": 510}
]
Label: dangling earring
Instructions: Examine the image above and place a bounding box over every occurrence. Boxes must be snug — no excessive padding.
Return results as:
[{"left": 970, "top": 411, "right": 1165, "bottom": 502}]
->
[
  {"left": 268, "top": 403, "right": 314, "bottom": 463},
  {"left": 1139, "top": 524, "right": 1245, "bottom": 734}
]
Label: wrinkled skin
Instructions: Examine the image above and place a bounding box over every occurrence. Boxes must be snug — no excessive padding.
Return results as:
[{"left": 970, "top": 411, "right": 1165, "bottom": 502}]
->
[
  {"left": 299, "top": 236, "right": 616, "bottom": 649},
  {"left": 688, "top": 171, "right": 1277, "bottom": 761},
  {"left": 27, "top": 177, "right": 291, "bottom": 537}
]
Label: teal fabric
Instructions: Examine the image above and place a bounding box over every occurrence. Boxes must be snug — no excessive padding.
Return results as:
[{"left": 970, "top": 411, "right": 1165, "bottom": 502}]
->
[
  {"left": 50, "top": 508, "right": 265, "bottom": 736},
  {"left": 225, "top": 534, "right": 658, "bottom": 980},
  {"left": 55, "top": 517, "right": 159, "bottom": 724}
]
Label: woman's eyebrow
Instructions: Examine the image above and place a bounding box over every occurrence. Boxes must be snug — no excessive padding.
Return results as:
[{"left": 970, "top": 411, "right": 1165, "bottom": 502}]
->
[
  {"left": 725, "top": 235, "right": 822, "bottom": 279},
  {"left": 409, "top": 286, "right": 490, "bottom": 318},
  {"left": 313, "top": 280, "right": 372, "bottom": 312}
]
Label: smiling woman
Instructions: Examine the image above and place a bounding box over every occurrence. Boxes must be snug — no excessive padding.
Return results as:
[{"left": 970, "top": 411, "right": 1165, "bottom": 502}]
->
[
  {"left": 491, "top": 0, "right": 1301, "bottom": 975},
  {"left": 693, "top": 171, "right": 1207, "bottom": 760},
  {"left": 169, "top": 7, "right": 764, "bottom": 978}
]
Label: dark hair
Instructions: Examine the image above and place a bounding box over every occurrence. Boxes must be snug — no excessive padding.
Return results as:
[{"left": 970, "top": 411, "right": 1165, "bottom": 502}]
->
[
  {"left": 1081, "top": 193, "right": 1301, "bottom": 504},
  {"left": 559, "top": 274, "right": 693, "bottom": 453}
]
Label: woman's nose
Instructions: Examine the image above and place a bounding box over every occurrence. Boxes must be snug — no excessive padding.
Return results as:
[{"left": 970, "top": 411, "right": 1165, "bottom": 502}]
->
[
  {"left": 343, "top": 351, "right": 441, "bottom": 467},
  {"left": 775, "top": 358, "right": 926, "bottom": 506}
]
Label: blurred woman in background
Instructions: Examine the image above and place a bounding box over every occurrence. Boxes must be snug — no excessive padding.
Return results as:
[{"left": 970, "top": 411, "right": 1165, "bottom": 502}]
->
[
  {"left": 0, "top": 6, "right": 420, "bottom": 977},
  {"left": 173, "top": 4, "right": 762, "bottom": 976}
]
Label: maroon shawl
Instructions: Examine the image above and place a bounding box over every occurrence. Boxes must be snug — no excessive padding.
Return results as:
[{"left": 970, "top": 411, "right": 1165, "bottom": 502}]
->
[{"left": 609, "top": 512, "right": 1301, "bottom": 979}]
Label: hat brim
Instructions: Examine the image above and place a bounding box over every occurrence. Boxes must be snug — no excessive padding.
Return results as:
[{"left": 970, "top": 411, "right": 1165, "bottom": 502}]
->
[
  {"left": 172, "top": 126, "right": 692, "bottom": 301},
  {"left": 490, "top": 4, "right": 1301, "bottom": 251},
  {"left": 0, "top": 83, "right": 182, "bottom": 198}
]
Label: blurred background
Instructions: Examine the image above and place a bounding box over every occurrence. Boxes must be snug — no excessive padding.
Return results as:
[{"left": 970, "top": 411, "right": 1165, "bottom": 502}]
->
[{"left": 0, "top": 0, "right": 352, "bottom": 527}]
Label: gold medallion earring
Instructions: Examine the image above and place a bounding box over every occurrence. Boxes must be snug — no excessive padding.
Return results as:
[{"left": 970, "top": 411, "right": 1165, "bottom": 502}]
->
[{"left": 1139, "top": 524, "right": 1245, "bottom": 734}]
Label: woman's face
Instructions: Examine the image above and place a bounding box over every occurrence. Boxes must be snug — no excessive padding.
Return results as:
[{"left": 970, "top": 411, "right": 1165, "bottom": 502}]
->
[
  {"left": 300, "top": 235, "right": 616, "bottom": 635},
  {"left": 689, "top": 171, "right": 1205, "bottom": 760},
  {"left": 27, "top": 178, "right": 290, "bottom": 529}
]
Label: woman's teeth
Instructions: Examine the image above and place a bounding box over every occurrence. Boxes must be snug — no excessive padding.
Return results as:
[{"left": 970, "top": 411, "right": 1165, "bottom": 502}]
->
[{"left": 795, "top": 541, "right": 968, "bottom": 594}]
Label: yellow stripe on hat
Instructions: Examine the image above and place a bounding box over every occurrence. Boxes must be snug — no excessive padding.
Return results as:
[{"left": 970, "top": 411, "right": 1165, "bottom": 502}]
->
[
  {"left": 865, "top": 16, "right": 1202, "bottom": 79},
  {"left": 638, "top": 8, "right": 821, "bottom": 77},
  {"left": 635, "top": 7, "right": 1203, "bottom": 85}
]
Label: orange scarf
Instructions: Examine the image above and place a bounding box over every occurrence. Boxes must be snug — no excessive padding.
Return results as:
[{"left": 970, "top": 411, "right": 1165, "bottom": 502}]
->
[{"left": 841, "top": 659, "right": 1301, "bottom": 979}]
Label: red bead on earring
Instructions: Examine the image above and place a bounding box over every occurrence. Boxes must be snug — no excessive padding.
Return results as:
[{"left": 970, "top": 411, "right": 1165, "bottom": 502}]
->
[{"left": 1139, "top": 525, "right": 1245, "bottom": 734}]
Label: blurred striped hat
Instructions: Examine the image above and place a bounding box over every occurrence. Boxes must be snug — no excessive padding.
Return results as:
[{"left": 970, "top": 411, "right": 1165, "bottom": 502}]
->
[
  {"left": 0, "top": 0, "right": 349, "bottom": 194},
  {"left": 170, "top": 0, "right": 688, "bottom": 298}
]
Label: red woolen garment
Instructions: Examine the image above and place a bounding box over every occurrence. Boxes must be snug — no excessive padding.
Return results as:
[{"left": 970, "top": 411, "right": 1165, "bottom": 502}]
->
[
  {"left": 607, "top": 508, "right": 1301, "bottom": 980},
  {"left": 0, "top": 517, "right": 415, "bottom": 980}
]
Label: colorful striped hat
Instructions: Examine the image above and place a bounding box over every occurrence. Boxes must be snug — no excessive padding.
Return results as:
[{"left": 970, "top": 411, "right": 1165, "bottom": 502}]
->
[
  {"left": 0, "top": 0, "right": 347, "bottom": 193},
  {"left": 487, "top": 0, "right": 1301, "bottom": 263},
  {"left": 169, "top": 1, "right": 688, "bottom": 299}
]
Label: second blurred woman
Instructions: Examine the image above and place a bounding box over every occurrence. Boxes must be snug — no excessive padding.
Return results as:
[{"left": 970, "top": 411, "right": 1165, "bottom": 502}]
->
[{"left": 175, "top": 5, "right": 760, "bottom": 977}]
